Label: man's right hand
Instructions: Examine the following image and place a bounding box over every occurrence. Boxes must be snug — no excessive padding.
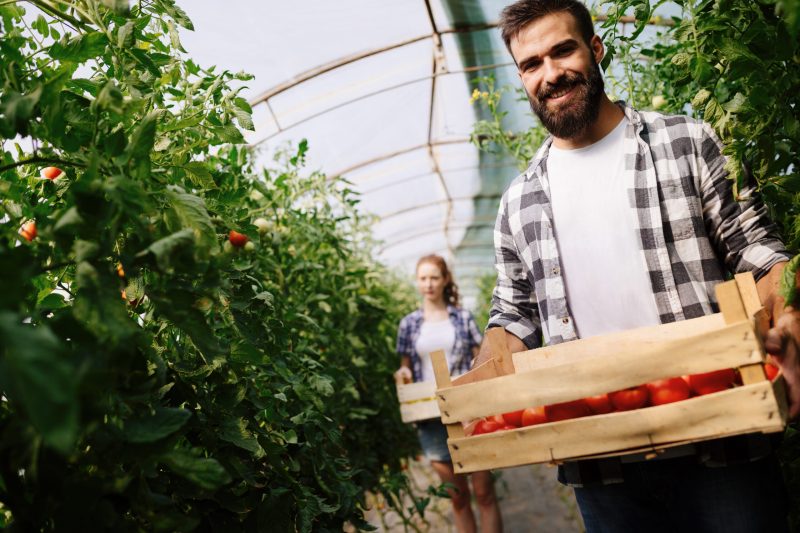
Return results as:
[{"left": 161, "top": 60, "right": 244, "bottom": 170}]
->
[{"left": 474, "top": 328, "right": 528, "bottom": 369}]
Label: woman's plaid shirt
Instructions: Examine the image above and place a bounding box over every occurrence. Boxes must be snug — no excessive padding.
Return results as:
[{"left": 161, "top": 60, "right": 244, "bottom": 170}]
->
[
  {"left": 488, "top": 103, "right": 790, "bottom": 348},
  {"left": 396, "top": 306, "right": 482, "bottom": 383}
]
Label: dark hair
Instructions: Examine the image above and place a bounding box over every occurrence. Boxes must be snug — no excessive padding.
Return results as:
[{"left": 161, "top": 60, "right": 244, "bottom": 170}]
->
[
  {"left": 499, "top": 0, "right": 595, "bottom": 54},
  {"left": 416, "top": 254, "right": 460, "bottom": 308}
]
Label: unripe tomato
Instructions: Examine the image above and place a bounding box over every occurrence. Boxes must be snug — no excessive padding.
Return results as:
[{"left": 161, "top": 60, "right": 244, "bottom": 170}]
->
[
  {"left": 19, "top": 221, "right": 37, "bottom": 241},
  {"left": 646, "top": 377, "right": 691, "bottom": 406},
  {"left": 585, "top": 393, "right": 614, "bottom": 414},
  {"left": 41, "top": 166, "right": 63, "bottom": 180},
  {"left": 609, "top": 386, "right": 649, "bottom": 411},
  {"left": 253, "top": 217, "right": 270, "bottom": 234},
  {"left": 228, "top": 230, "right": 249, "bottom": 247},
  {"left": 244, "top": 241, "right": 256, "bottom": 251},
  {"left": 520, "top": 406, "right": 548, "bottom": 426}
]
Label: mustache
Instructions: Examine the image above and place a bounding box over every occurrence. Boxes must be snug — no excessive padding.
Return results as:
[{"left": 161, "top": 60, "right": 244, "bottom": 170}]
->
[{"left": 536, "top": 72, "right": 587, "bottom": 100}]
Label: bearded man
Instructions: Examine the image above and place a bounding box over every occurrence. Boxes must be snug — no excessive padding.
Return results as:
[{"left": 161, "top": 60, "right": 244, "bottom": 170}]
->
[{"left": 474, "top": 1, "right": 800, "bottom": 531}]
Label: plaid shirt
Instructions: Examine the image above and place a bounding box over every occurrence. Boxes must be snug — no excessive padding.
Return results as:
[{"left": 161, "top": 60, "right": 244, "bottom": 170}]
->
[
  {"left": 396, "top": 306, "right": 482, "bottom": 383},
  {"left": 488, "top": 103, "right": 791, "bottom": 485}
]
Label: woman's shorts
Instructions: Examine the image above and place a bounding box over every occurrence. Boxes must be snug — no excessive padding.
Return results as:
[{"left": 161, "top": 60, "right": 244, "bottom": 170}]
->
[{"left": 416, "top": 419, "right": 451, "bottom": 463}]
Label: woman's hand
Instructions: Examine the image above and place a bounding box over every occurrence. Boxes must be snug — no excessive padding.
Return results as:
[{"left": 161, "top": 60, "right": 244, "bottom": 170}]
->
[{"left": 394, "top": 366, "right": 412, "bottom": 385}]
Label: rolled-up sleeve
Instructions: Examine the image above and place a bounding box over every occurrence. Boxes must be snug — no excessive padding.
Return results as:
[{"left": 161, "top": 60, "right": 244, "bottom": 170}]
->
[
  {"left": 698, "top": 123, "right": 790, "bottom": 281},
  {"left": 486, "top": 195, "right": 543, "bottom": 349}
]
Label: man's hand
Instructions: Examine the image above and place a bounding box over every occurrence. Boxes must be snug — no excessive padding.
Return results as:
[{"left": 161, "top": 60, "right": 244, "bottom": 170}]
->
[
  {"left": 474, "top": 328, "right": 527, "bottom": 369},
  {"left": 757, "top": 262, "right": 800, "bottom": 419},
  {"left": 763, "top": 306, "right": 800, "bottom": 419}
]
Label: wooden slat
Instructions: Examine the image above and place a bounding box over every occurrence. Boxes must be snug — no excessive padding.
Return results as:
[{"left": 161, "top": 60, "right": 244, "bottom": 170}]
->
[
  {"left": 431, "top": 349, "right": 464, "bottom": 439},
  {"left": 734, "top": 272, "right": 762, "bottom": 316},
  {"left": 396, "top": 381, "right": 436, "bottom": 402},
  {"left": 439, "top": 321, "right": 760, "bottom": 423},
  {"left": 486, "top": 327, "right": 515, "bottom": 375},
  {"left": 512, "top": 313, "right": 725, "bottom": 373},
  {"left": 724, "top": 274, "right": 767, "bottom": 384},
  {"left": 716, "top": 278, "right": 747, "bottom": 323},
  {"left": 451, "top": 358, "right": 500, "bottom": 386},
  {"left": 448, "top": 381, "right": 783, "bottom": 473},
  {"left": 399, "top": 400, "right": 441, "bottom": 423}
]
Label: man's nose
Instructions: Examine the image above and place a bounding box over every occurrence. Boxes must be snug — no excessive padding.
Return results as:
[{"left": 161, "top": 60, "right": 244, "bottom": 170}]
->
[{"left": 541, "top": 57, "right": 565, "bottom": 85}]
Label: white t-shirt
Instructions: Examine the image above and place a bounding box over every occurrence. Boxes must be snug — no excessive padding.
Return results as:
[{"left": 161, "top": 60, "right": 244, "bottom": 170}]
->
[
  {"left": 547, "top": 117, "right": 661, "bottom": 338},
  {"left": 415, "top": 319, "right": 456, "bottom": 382}
]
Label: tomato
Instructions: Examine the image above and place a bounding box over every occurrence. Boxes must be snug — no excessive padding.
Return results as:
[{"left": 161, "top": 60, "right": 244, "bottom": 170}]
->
[
  {"left": 764, "top": 362, "right": 780, "bottom": 381},
  {"left": 19, "top": 221, "right": 37, "bottom": 241},
  {"left": 584, "top": 393, "right": 614, "bottom": 414},
  {"left": 686, "top": 368, "right": 737, "bottom": 396},
  {"left": 490, "top": 414, "right": 506, "bottom": 425},
  {"left": 545, "top": 399, "right": 592, "bottom": 422},
  {"left": 41, "top": 166, "right": 63, "bottom": 180},
  {"left": 498, "top": 424, "right": 517, "bottom": 431},
  {"left": 609, "top": 386, "right": 649, "bottom": 411},
  {"left": 473, "top": 419, "right": 502, "bottom": 435},
  {"left": 228, "top": 230, "right": 249, "bottom": 247},
  {"left": 646, "top": 377, "right": 691, "bottom": 406},
  {"left": 520, "top": 406, "right": 548, "bottom": 426},
  {"left": 253, "top": 217, "right": 270, "bottom": 234},
  {"left": 501, "top": 409, "right": 525, "bottom": 427}
]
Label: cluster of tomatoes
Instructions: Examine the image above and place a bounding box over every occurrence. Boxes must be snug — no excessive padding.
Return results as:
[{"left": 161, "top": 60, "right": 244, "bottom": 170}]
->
[{"left": 469, "top": 362, "right": 781, "bottom": 436}]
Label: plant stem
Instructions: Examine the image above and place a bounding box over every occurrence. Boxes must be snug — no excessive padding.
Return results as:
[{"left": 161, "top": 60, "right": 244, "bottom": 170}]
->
[{"left": 0, "top": 156, "right": 84, "bottom": 173}]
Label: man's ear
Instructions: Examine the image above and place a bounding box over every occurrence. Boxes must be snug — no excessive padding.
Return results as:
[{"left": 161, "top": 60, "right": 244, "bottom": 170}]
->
[{"left": 590, "top": 34, "right": 604, "bottom": 65}]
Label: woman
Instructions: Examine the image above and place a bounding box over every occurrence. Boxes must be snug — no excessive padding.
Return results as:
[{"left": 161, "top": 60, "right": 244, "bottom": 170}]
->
[{"left": 395, "top": 254, "right": 503, "bottom": 533}]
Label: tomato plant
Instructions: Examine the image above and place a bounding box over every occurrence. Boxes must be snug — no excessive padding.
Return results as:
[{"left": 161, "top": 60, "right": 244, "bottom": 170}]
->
[{"left": 0, "top": 2, "right": 422, "bottom": 530}]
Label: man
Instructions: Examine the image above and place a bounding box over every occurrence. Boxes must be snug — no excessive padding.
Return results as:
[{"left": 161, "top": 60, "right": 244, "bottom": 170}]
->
[{"left": 476, "top": 0, "right": 800, "bottom": 530}]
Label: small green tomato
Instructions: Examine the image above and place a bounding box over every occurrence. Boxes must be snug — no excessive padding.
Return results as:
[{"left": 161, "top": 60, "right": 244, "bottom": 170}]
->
[
  {"left": 253, "top": 217, "right": 270, "bottom": 234},
  {"left": 244, "top": 241, "right": 256, "bottom": 251}
]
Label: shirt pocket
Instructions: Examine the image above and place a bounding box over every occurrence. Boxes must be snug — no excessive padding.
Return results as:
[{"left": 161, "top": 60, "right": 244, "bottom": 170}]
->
[{"left": 658, "top": 176, "right": 701, "bottom": 242}]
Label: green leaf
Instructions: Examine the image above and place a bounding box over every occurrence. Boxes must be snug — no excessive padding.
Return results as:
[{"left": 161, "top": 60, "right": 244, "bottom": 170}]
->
[
  {"left": 165, "top": 187, "right": 218, "bottom": 254},
  {"left": 0, "top": 312, "right": 78, "bottom": 454},
  {"left": 212, "top": 124, "right": 245, "bottom": 144},
  {"left": 137, "top": 228, "right": 194, "bottom": 271},
  {"left": 124, "top": 407, "right": 191, "bottom": 443},
  {"left": 49, "top": 32, "right": 109, "bottom": 62},
  {"left": 183, "top": 161, "right": 215, "bottom": 188},
  {"left": 219, "top": 418, "right": 265, "bottom": 456},
  {"left": 162, "top": 450, "right": 231, "bottom": 490},
  {"left": 780, "top": 254, "right": 800, "bottom": 307},
  {"left": 127, "top": 111, "right": 158, "bottom": 160},
  {"left": 101, "top": 0, "right": 129, "bottom": 15},
  {"left": 117, "top": 21, "right": 135, "bottom": 49},
  {"left": 155, "top": 0, "right": 194, "bottom": 30}
]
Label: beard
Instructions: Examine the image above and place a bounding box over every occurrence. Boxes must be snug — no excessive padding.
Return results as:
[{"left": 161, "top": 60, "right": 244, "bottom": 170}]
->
[{"left": 527, "top": 61, "right": 604, "bottom": 139}]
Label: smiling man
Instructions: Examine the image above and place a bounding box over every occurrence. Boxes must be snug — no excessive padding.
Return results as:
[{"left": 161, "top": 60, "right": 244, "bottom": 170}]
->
[{"left": 474, "top": 0, "right": 800, "bottom": 531}]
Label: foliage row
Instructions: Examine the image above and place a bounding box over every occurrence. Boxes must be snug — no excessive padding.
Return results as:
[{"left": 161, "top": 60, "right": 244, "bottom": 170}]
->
[{"left": 0, "top": 1, "right": 419, "bottom": 530}]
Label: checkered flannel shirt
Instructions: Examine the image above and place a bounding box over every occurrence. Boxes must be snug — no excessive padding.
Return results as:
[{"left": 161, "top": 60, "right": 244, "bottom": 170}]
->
[
  {"left": 396, "top": 306, "right": 482, "bottom": 383},
  {"left": 488, "top": 103, "right": 791, "bottom": 486}
]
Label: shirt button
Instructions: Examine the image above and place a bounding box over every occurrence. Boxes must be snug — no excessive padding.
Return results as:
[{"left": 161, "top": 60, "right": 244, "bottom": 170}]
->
[
  {"left": 561, "top": 317, "right": 570, "bottom": 325},
  {"left": 552, "top": 267, "right": 560, "bottom": 276}
]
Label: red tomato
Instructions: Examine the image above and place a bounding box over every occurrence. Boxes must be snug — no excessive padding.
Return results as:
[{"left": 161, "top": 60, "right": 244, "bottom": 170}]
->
[
  {"left": 646, "top": 378, "right": 691, "bottom": 406},
  {"left": 228, "top": 230, "right": 249, "bottom": 247},
  {"left": 686, "top": 368, "right": 737, "bottom": 396},
  {"left": 764, "top": 363, "right": 780, "bottom": 381},
  {"left": 498, "top": 424, "right": 517, "bottom": 431},
  {"left": 41, "top": 166, "right": 63, "bottom": 180},
  {"left": 584, "top": 393, "right": 614, "bottom": 414},
  {"left": 609, "top": 386, "right": 649, "bottom": 411},
  {"left": 19, "top": 221, "right": 37, "bottom": 241},
  {"left": 545, "top": 399, "right": 592, "bottom": 422},
  {"left": 490, "top": 414, "right": 506, "bottom": 425},
  {"left": 473, "top": 419, "right": 502, "bottom": 435},
  {"left": 520, "top": 406, "right": 548, "bottom": 427},
  {"left": 501, "top": 409, "right": 525, "bottom": 427}
]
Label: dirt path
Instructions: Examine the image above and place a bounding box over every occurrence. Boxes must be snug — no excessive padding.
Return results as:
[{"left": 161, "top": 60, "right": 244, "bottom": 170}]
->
[{"left": 362, "top": 458, "right": 584, "bottom": 532}]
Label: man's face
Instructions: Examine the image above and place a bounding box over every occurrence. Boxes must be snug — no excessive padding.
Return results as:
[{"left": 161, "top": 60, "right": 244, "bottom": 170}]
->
[{"left": 510, "top": 12, "right": 605, "bottom": 139}]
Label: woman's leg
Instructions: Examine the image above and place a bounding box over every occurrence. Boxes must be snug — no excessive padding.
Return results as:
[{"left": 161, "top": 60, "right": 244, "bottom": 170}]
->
[
  {"left": 430, "top": 460, "right": 476, "bottom": 533},
  {"left": 470, "top": 470, "right": 503, "bottom": 533}
]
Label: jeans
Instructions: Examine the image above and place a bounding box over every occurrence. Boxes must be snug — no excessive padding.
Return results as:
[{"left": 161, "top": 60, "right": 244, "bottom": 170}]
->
[{"left": 573, "top": 454, "right": 789, "bottom": 533}]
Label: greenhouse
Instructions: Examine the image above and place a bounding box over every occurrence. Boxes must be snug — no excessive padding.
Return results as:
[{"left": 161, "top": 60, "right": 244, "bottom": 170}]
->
[{"left": 1, "top": 0, "right": 799, "bottom": 531}]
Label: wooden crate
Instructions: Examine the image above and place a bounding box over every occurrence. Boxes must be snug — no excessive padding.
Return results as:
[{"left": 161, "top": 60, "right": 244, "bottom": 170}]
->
[
  {"left": 431, "top": 273, "right": 788, "bottom": 474},
  {"left": 397, "top": 381, "right": 441, "bottom": 423}
]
